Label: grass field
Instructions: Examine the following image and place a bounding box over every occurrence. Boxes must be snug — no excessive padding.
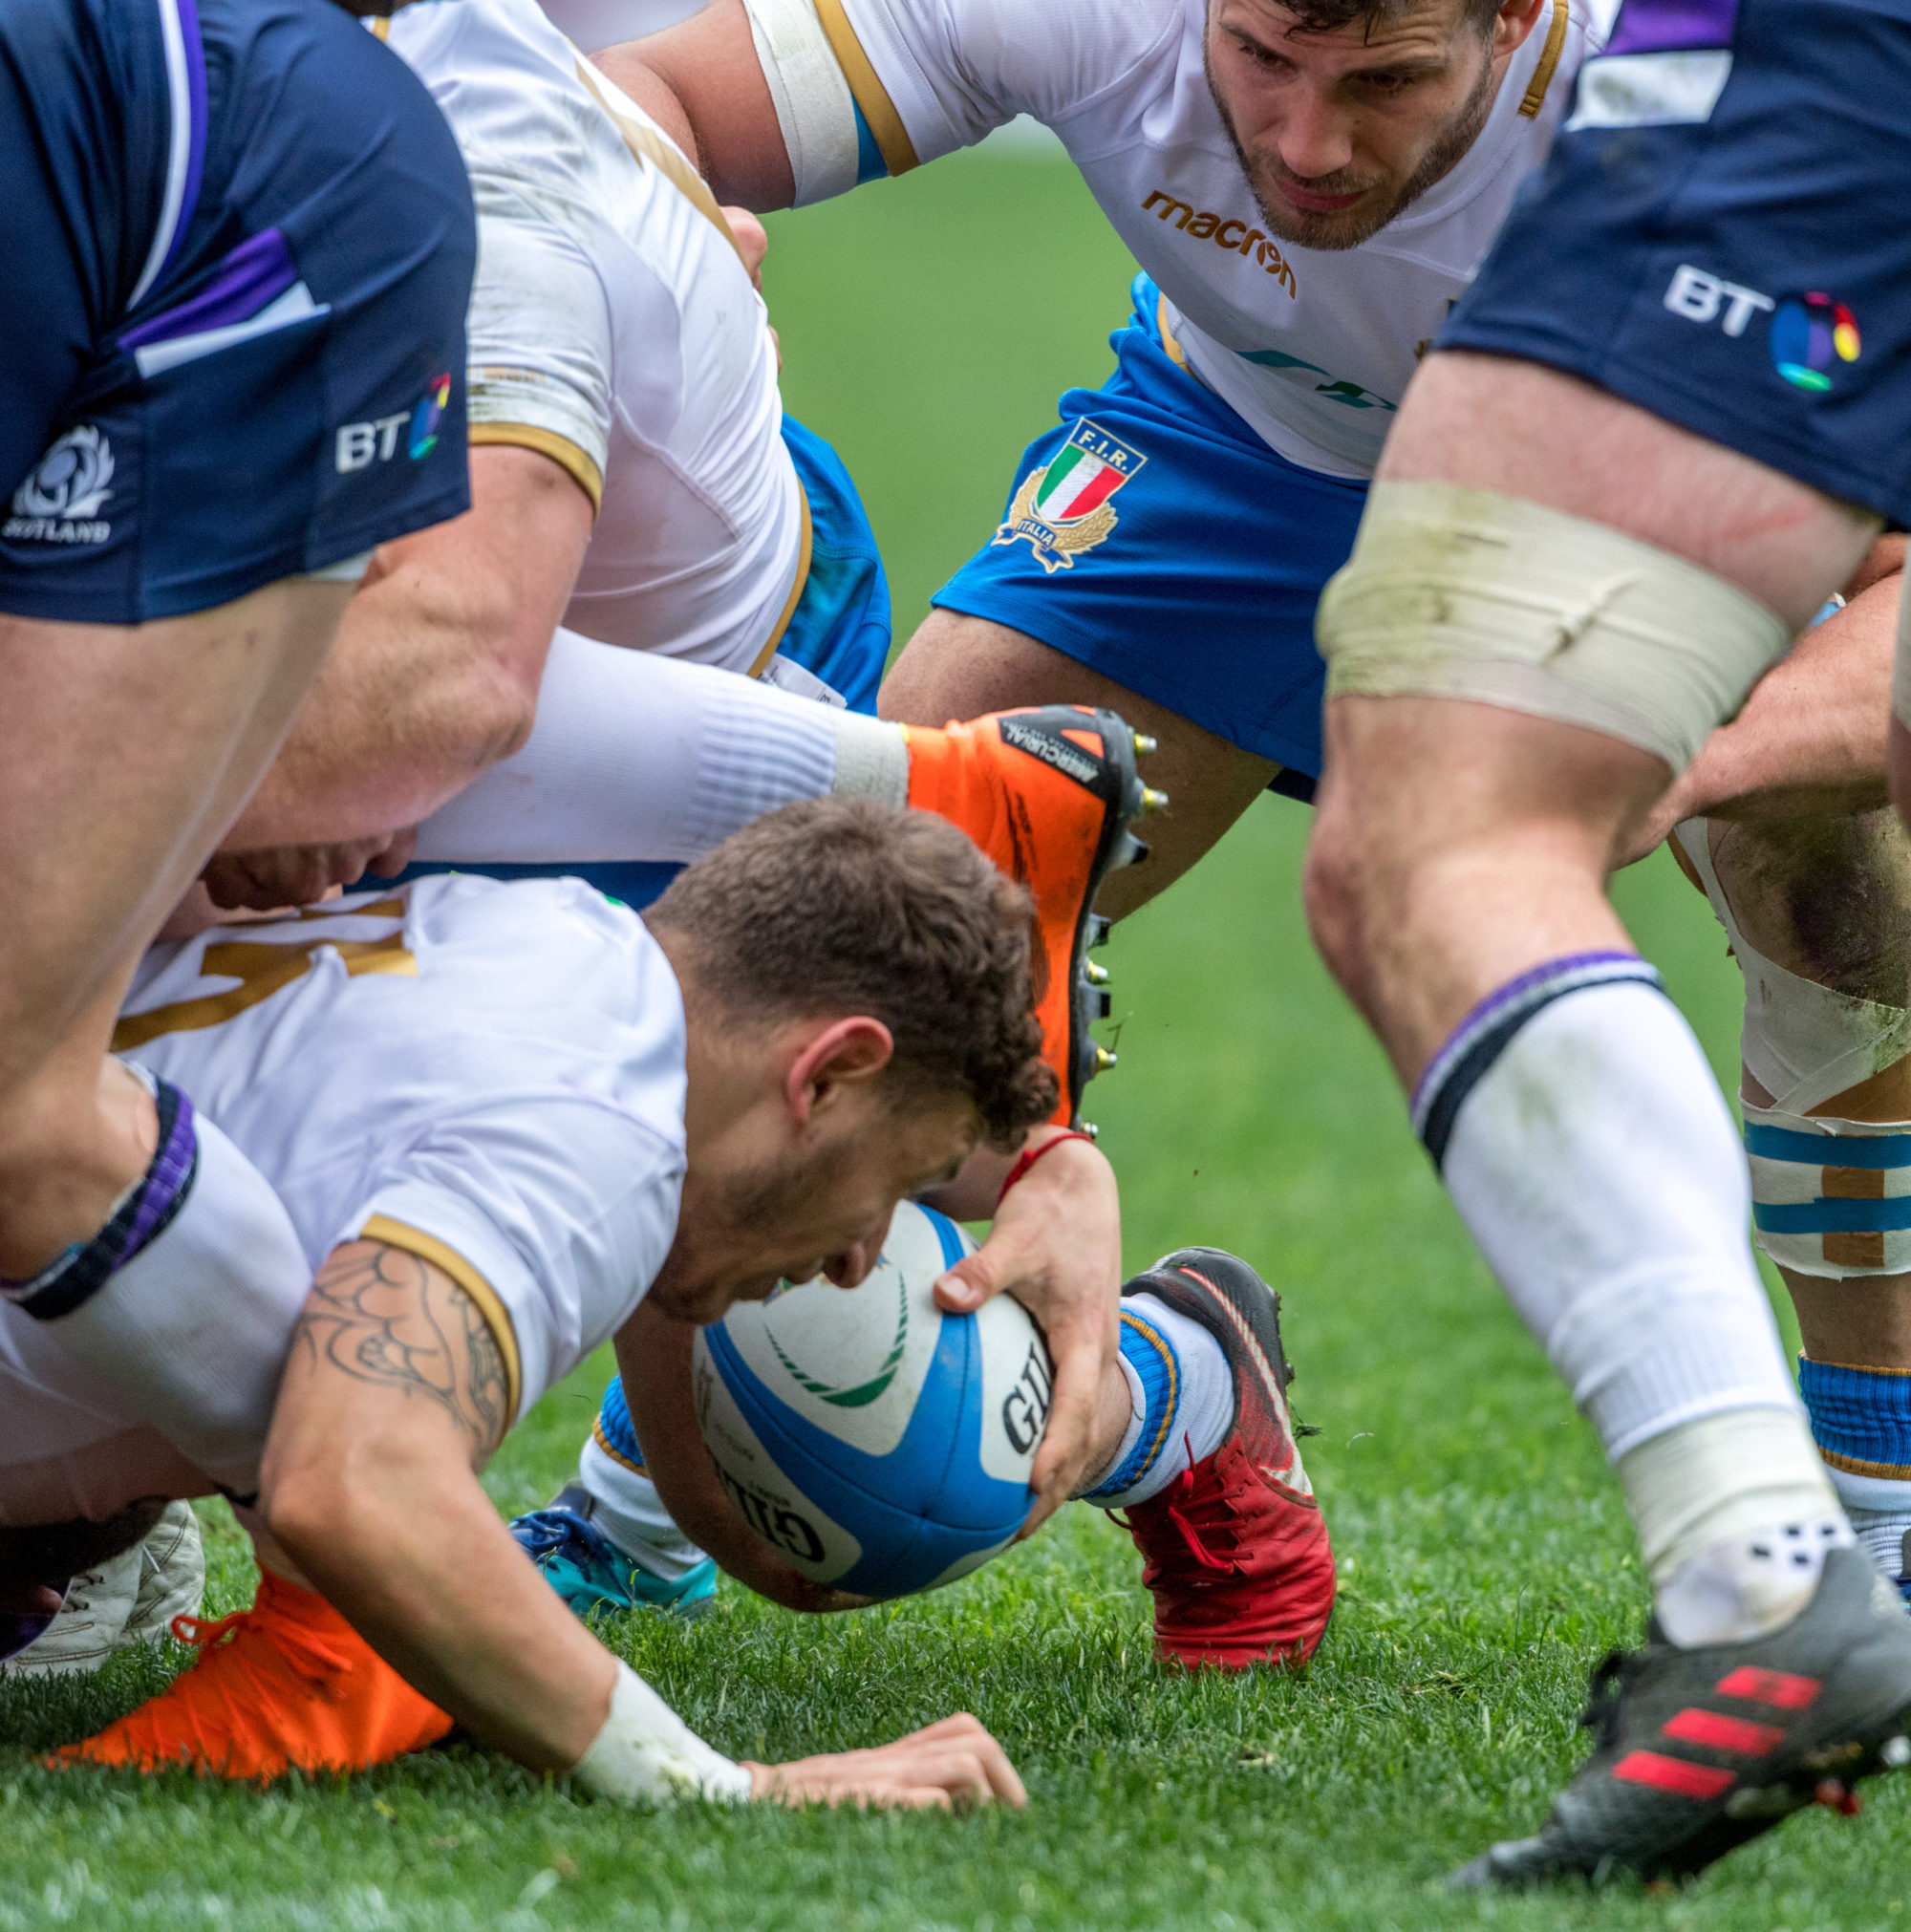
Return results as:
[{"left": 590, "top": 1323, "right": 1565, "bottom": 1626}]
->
[{"left": 5, "top": 151, "right": 1901, "bottom": 1931}]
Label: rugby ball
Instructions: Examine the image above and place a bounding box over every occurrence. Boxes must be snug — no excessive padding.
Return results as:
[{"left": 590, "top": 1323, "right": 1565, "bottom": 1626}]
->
[{"left": 692, "top": 1201, "right": 1051, "bottom": 1599}]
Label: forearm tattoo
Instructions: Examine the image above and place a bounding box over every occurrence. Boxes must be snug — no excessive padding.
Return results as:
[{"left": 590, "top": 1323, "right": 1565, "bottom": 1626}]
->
[{"left": 296, "top": 1242, "right": 508, "bottom": 1461}]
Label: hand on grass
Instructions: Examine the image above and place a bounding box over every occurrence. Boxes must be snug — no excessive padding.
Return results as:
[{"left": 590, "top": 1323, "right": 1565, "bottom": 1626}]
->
[
  {"left": 932, "top": 1128, "right": 1122, "bottom": 1535},
  {"left": 744, "top": 1714, "right": 1027, "bottom": 1811}
]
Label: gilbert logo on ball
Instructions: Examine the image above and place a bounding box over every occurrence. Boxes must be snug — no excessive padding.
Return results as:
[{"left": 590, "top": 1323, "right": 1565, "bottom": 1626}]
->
[{"left": 693, "top": 1202, "right": 1051, "bottom": 1599}]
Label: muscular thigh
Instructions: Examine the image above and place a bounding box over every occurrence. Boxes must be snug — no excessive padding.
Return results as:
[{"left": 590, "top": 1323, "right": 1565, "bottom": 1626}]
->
[{"left": 882, "top": 611, "right": 1278, "bottom": 918}]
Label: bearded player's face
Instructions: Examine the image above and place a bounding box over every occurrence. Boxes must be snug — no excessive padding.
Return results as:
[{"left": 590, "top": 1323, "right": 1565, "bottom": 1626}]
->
[{"left": 1204, "top": 0, "right": 1535, "bottom": 251}]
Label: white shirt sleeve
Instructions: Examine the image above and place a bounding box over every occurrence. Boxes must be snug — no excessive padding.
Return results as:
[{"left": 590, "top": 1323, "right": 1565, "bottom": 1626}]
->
[
  {"left": 350, "top": 1095, "right": 684, "bottom": 1425},
  {"left": 744, "top": 0, "right": 1175, "bottom": 199},
  {"left": 465, "top": 170, "right": 615, "bottom": 508}
]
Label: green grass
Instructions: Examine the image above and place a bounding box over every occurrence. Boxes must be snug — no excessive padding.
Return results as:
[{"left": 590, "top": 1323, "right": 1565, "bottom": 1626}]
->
[{"left": 4, "top": 152, "right": 1900, "bottom": 1928}]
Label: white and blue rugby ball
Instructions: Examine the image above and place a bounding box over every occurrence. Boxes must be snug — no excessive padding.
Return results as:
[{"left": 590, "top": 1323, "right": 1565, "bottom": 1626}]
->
[{"left": 692, "top": 1201, "right": 1051, "bottom": 1600}]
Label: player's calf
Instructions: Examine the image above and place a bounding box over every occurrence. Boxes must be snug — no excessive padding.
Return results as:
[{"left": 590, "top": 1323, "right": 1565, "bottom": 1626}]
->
[{"left": 1680, "top": 812, "right": 1911, "bottom": 1600}]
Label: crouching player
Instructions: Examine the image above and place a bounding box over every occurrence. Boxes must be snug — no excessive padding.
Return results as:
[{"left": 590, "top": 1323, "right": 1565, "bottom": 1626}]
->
[
  {"left": 526, "top": 1239, "right": 1335, "bottom": 1672},
  {"left": 1, "top": 802, "right": 1053, "bottom": 1802}
]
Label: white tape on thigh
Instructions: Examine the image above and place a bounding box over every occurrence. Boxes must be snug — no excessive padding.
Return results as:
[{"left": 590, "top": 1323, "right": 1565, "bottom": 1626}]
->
[
  {"left": 571, "top": 1660, "right": 752, "bottom": 1804},
  {"left": 744, "top": 0, "right": 859, "bottom": 204},
  {"left": 1317, "top": 483, "right": 1791, "bottom": 772}
]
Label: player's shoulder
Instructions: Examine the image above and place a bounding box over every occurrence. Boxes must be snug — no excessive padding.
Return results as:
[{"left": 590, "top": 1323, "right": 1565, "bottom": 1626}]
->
[
  {"left": 384, "top": 0, "right": 602, "bottom": 160},
  {"left": 852, "top": 0, "right": 1183, "bottom": 109}
]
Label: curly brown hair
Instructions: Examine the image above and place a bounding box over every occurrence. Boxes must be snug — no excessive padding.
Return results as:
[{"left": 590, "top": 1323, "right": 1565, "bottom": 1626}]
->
[{"left": 646, "top": 798, "right": 1058, "bottom": 1144}]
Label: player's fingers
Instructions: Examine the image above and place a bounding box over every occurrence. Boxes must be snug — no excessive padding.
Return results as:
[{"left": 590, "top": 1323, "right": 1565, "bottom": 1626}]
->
[
  {"left": 369, "top": 826, "right": 419, "bottom": 879},
  {"left": 722, "top": 206, "right": 769, "bottom": 287},
  {"left": 933, "top": 1243, "right": 1008, "bottom": 1313},
  {"left": 916, "top": 1726, "right": 1026, "bottom": 1807},
  {"left": 892, "top": 1786, "right": 956, "bottom": 1812},
  {"left": 1022, "top": 1333, "right": 1101, "bottom": 1533}
]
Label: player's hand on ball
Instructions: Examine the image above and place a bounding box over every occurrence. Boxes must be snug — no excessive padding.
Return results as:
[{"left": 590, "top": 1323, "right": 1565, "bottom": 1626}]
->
[
  {"left": 933, "top": 1127, "right": 1122, "bottom": 1534},
  {"left": 744, "top": 1714, "right": 1027, "bottom": 1811}
]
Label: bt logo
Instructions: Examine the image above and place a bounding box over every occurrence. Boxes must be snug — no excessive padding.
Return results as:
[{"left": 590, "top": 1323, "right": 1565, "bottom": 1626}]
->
[
  {"left": 1663, "top": 264, "right": 1773, "bottom": 337},
  {"left": 334, "top": 373, "right": 452, "bottom": 474}
]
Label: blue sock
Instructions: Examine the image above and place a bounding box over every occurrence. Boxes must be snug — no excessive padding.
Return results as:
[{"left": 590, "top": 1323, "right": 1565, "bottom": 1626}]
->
[
  {"left": 1799, "top": 1355, "right": 1911, "bottom": 1581},
  {"left": 593, "top": 1373, "right": 645, "bottom": 1471}
]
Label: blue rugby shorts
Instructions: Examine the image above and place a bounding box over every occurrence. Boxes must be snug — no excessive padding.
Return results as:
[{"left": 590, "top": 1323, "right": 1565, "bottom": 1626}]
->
[
  {"left": 1441, "top": 0, "right": 1911, "bottom": 526},
  {"left": 931, "top": 274, "right": 1371, "bottom": 784},
  {"left": 0, "top": 0, "right": 475, "bottom": 624}
]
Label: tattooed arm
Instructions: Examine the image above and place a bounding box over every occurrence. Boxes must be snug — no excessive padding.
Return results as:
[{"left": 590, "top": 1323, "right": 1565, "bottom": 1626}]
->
[{"left": 257, "top": 1238, "right": 616, "bottom": 1770}]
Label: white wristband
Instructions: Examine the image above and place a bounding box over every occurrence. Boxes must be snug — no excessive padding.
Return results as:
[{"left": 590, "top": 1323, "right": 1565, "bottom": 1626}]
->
[{"left": 571, "top": 1661, "right": 753, "bottom": 1805}]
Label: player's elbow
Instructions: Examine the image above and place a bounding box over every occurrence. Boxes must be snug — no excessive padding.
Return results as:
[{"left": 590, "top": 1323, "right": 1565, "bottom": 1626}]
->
[
  {"left": 256, "top": 1454, "right": 368, "bottom": 1578},
  {"left": 452, "top": 643, "right": 543, "bottom": 773}
]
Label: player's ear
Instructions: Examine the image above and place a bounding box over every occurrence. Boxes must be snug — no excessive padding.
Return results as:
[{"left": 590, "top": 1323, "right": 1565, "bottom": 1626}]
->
[
  {"left": 784, "top": 1017, "right": 895, "bottom": 1126},
  {"left": 1492, "top": 0, "right": 1548, "bottom": 56}
]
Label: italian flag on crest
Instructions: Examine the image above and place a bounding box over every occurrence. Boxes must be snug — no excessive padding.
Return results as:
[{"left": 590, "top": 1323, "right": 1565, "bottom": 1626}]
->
[{"left": 1031, "top": 419, "right": 1148, "bottom": 525}]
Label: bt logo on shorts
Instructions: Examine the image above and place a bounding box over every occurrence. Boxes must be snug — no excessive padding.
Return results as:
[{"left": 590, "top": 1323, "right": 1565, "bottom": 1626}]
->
[
  {"left": 333, "top": 373, "right": 452, "bottom": 474},
  {"left": 1663, "top": 264, "right": 1774, "bottom": 338}
]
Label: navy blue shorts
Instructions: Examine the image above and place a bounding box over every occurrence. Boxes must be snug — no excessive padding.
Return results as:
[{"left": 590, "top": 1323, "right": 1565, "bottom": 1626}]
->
[
  {"left": 932, "top": 276, "right": 1370, "bottom": 781},
  {"left": 0, "top": 0, "right": 475, "bottom": 624},
  {"left": 1443, "top": 0, "right": 1911, "bottom": 526}
]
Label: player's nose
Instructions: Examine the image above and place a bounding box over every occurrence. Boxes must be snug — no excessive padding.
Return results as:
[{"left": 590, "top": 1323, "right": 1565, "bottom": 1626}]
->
[
  {"left": 823, "top": 1218, "right": 889, "bottom": 1288},
  {"left": 1275, "top": 92, "right": 1355, "bottom": 181}
]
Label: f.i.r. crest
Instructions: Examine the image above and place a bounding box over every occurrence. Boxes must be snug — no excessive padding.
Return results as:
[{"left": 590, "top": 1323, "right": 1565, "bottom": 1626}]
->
[{"left": 992, "top": 418, "right": 1147, "bottom": 573}]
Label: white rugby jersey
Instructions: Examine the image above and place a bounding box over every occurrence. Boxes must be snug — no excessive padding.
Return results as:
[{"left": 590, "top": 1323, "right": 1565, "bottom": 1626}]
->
[
  {"left": 0, "top": 878, "right": 687, "bottom": 1520},
  {"left": 747, "top": 0, "right": 1614, "bottom": 477},
  {"left": 385, "top": 0, "right": 805, "bottom": 673}
]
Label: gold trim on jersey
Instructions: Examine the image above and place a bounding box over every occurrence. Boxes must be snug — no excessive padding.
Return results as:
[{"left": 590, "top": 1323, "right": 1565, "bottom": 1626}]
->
[
  {"left": 570, "top": 54, "right": 748, "bottom": 266},
  {"left": 113, "top": 924, "right": 416, "bottom": 1053},
  {"left": 1155, "top": 290, "right": 1192, "bottom": 374},
  {"left": 810, "top": 0, "right": 919, "bottom": 176},
  {"left": 748, "top": 482, "right": 815, "bottom": 678},
  {"left": 360, "top": 1214, "right": 525, "bottom": 1421},
  {"left": 1519, "top": 0, "right": 1570, "bottom": 118},
  {"left": 470, "top": 421, "right": 605, "bottom": 513}
]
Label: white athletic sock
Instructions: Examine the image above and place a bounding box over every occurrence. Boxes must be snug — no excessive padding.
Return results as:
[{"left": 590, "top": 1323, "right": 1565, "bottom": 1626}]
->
[
  {"left": 577, "top": 1435, "right": 709, "bottom": 1584},
  {"left": 1081, "top": 1293, "right": 1234, "bottom": 1508},
  {"left": 14, "top": 1088, "right": 314, "bottom": 1495},
  {"left": 1421, "top": 955, "right": 1843, "bottom": 1643},
  {"left": 1848, "top": 1505, "right": 1911, "bottom": 1583},
  {"left": 416, "top": 629, "right": 842, "bottom": 865}
]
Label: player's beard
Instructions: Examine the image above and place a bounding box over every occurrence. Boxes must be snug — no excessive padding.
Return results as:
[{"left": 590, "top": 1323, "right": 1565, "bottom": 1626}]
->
[{"left": 1205, "top": 39, "right": 1498, "bottom": 251}]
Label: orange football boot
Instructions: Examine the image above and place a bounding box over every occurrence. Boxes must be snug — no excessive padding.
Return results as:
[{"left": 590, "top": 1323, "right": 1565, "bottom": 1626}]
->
[
  {"left": 50, "top": 1569, "right": 451, "bottom": 1779},
  {"left": 903, "top": 707, "right": 1161, "bottom": 1125}
]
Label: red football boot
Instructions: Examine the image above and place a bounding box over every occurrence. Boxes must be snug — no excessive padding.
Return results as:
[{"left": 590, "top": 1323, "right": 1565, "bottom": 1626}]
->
[
  {"left": 50, "top": 1569, "right": 452, "bottom": 1779},
  {"left": 903, "top": 707, "right": 1162, "bottom": 1126},
  {"left": 1118, "top": 1249, "right": 1336, "bottom": 1669}
]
